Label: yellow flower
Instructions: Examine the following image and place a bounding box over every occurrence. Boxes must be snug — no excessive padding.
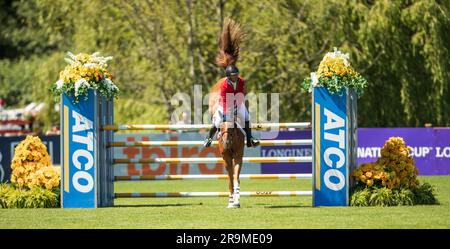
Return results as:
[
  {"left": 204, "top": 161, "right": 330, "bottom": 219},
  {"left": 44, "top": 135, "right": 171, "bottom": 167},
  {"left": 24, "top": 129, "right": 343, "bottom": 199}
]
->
[{"left": 359, "top": 175, "right": 367, "bottom": 182}]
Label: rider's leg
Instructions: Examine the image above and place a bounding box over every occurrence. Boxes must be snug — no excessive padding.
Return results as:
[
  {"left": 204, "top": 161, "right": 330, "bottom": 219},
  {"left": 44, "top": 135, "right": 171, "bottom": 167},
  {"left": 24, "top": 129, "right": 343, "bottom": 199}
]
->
[
  {"left": 239, "top": 104, "right": 259, "bottom": 147},
  {"left": 203, "top": 109, "right": 221, "bottom": 147}
]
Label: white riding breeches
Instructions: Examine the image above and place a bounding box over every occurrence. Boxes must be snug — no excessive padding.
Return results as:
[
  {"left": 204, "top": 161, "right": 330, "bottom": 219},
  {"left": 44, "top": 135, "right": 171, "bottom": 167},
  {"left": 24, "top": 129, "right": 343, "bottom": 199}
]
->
[{"left": 212, "top": 104, "right": 250, "bottom": 128}]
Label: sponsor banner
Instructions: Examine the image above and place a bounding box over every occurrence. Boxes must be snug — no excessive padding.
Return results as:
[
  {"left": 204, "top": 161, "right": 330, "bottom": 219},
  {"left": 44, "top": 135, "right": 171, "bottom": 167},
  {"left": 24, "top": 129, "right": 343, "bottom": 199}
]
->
[
  {"left": 0, "top": 135, "right": 60, "bottom": 183},
  {"left": 259, "top": 128, "right": 450, "bottom": 176},
  {"left": 312, "top": 87, "right": 350, "bottom": 206},
  {"left": 61, "top": 90, "right": 97, "bottom": 208},
  {"left": 357, "top": 128, "right": 450, "bottom": 175},
  {"left": 114, "top": 132, "right": 261, "bottom": 176},
  {"left": 260, "top": 130, "right": 312, "bottom": 173}
]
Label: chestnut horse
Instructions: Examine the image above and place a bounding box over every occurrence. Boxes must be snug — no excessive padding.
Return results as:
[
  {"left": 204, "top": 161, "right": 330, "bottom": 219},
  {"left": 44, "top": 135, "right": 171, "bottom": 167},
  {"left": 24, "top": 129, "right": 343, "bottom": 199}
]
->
[{"left": 218, "top": 120, "right": 245, "bottom": 208}]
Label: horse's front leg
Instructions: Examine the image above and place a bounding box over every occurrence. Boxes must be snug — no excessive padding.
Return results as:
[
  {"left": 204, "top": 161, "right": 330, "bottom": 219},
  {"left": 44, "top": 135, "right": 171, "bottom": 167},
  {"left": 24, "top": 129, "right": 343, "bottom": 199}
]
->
[
  {"left": 233, "top": 157, "right": 243, "bottom": 207},
  {"left": 224, "top": 156, "right": 235, "bottom": 208}
]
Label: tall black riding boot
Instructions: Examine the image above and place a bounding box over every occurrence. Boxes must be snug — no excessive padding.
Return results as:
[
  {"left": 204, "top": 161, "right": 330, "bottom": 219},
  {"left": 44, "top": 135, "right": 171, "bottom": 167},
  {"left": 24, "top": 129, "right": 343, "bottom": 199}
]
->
[
  {"left": 203, "top": 125, "right": 218, "bottom": 147},
  {"left": 244, "top": 121, "right": 260, "bottom": 147}
]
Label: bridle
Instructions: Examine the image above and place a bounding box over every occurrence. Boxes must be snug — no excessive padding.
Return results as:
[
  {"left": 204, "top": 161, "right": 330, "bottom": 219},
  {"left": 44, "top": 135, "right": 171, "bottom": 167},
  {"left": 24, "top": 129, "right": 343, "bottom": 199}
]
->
[
  {"left": 220, "top": 97, "right": 238, "bottom": 149},
  {"left": 220, "top": 123, "right": 235, "bottom": 149}
]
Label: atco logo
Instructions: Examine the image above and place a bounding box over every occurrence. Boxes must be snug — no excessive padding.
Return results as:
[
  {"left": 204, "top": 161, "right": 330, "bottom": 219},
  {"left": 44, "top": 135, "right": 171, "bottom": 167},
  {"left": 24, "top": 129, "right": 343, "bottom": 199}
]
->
[
  {"left": 71, "top": 110, "right": 94, "bottom": 193},
  {"left": 323, "top": 108, "right": 346, "bottom": 191}
]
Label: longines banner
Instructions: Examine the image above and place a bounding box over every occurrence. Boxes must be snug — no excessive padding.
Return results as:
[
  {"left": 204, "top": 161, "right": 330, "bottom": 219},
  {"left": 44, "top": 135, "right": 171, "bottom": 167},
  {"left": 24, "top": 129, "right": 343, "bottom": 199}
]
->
[{"left": 1, "top": 128, "right": 449, "bottom": 183}]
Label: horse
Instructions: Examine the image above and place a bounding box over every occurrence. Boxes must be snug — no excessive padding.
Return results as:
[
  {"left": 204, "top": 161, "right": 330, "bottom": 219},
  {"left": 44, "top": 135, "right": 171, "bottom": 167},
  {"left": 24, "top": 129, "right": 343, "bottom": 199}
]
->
[{"left": 217, "top": 119, "right": 246, "bottom": 208}]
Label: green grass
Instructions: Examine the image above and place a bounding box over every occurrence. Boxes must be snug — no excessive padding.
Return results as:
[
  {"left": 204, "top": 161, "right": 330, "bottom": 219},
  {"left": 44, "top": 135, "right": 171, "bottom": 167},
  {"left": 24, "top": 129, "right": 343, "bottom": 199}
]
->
[{"left": 0, "top": 176, "right": 449, "bottom": 228}]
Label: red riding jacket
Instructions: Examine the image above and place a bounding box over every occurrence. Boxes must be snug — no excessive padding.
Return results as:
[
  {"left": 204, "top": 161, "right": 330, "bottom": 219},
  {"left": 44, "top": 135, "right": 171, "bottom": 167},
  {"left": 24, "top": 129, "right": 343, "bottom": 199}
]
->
[{"left": 219, "top": 76, "right": 246, "bottom": 115}]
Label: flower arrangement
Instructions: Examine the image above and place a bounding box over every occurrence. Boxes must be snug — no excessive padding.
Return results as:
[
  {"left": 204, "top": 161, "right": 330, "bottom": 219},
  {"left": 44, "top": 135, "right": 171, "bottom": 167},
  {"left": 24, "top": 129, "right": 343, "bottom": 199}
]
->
[
  {"left": 301, "top": 47, "right": 368, "bottom": 95},
  {"left": 10, "top": 135, "right": 60, "bottom": 190},
  {"left": 352, "top": 137, "right": 419, "bottom": 190},
  {"left": 50, "top": 52, "right": 119, "bottom": 103},
  {"left": 350, "top": 137, "right": 438, "bottom": 206},
  {"left": 1, "top": 135, "right": 61, "bottom": 208}
]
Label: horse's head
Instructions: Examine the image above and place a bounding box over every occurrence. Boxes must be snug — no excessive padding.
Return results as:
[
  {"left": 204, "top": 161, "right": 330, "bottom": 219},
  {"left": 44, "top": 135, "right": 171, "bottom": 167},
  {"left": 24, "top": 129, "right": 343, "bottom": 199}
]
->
[{"left": 219, "top": 121, "right": 236, "bottom": 151}]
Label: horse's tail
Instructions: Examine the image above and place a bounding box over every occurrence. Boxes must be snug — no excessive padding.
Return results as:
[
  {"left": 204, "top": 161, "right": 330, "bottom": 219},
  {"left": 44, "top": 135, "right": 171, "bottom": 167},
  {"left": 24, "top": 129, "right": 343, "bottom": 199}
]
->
[
  {"left": 208, "top": 80, "right": 222, "bottom": 115},
  {"left": 215, "top": 17, "right": 246, "bottom": 69}
]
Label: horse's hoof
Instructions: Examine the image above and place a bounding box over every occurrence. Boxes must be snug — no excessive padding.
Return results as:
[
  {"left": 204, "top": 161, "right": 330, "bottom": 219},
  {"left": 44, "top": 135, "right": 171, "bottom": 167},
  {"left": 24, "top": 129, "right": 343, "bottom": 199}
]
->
[{"left": 227, "top": 203, "right": 240, "bottom": 208}]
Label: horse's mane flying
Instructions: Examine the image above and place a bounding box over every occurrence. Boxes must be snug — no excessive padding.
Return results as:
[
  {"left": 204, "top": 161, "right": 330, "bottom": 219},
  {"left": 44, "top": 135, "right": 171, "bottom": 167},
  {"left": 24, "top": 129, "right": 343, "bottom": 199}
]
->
[
  {"left": 215, "top": 17, "right": 245, "bottom": 69},
  {"left": 209, "top": 18, "right": 245, "bottom": 115}
]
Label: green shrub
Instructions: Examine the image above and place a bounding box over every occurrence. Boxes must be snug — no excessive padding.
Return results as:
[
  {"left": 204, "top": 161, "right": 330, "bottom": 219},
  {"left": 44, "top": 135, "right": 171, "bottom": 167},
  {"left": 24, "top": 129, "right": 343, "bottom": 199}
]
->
[
  {"left": 412, "top": 182, "right": 439, "bottom": 205},
  {"left": 1, "top": 185, "right": 59, "bottom": 208},
  {"left": 350, "top": 187, "right": 371, "bottom": 207},
  {"left": 350, "top": 182, "right": 439, "bottom": 207},
  {"left": 395, "top": 188, "right": 414, "bottom": 206},
  {"left": 5, "top": 187, "right": 28, "bottom": 208},
  {"left": 0, "top": 183, "right": 13, "bottom": 208},
  {"left": 369, "top": 187, "right": 397, "bottom": 207}
]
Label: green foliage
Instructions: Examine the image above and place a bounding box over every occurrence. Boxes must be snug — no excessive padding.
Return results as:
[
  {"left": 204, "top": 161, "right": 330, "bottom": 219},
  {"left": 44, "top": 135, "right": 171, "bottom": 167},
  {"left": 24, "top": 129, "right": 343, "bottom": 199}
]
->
[
  {"left": 350, "top": 187, "right": 370, "bottom": 207},
  {"left": 350, "top": 182, "right": 438, "bottom": 207},
  {"left": 0, "top": 183, "right": 12, "bottom": 208},
  {"left": 369, "top": 187, "right": 396, "bottom": 206},
  {"left": 0, "top": 184, "right": 60, "bottom": 208},
  {"left": 114, "top": 98, "right": 167, "bottom": 126},
  {"left": 302, "top": 74, "right": 368, "bottom": 97},
  {"left": 412, "top": 182, "right": 439, "bottom": 205},
  {"left": 395, "top": 188, "right": 415, "bottom": 206}
]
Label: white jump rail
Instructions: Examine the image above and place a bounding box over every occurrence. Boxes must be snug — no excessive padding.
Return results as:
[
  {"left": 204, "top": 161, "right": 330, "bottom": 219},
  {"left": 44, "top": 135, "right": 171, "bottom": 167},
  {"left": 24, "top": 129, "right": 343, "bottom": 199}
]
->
[
  {"left": 108, "top": 139, "right": 312, "bottom": 147},
  {"left": 114, "top": 173, "right": 312, "bottom": 181},
  {"left": 115, "top": 191, "right": 313, "bottom": 198},
  {"left": 113, "top": 156, "right": 313, "bottom": 164},
  {"left": 102, "top": 122, "right": 311, "bottom": 131}
]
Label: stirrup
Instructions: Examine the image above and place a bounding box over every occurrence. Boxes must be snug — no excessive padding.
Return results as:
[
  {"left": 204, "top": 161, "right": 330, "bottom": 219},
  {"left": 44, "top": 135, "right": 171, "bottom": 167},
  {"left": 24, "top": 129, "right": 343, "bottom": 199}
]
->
[
  {"left": 247, "top": 138, "right": 260, "bottom": 147},
  {"left": 251, "top": 139, "right": 260, "bottom": 147}
]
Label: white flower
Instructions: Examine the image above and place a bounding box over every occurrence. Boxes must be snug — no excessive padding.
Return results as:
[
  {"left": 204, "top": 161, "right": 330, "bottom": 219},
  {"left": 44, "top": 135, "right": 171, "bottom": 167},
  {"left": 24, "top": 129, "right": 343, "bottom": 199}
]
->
[
  {"left": 103, "top": 78, "right": 119, "bottom": 91},
  {"left": 67, "top": 51, "right": 77, "bottom": 61},
  {"left": 324, "top": 47, "right": 350, "bottom": 67},
  {"left": 56, "top": 79, "right": 64, "bottom": 90},
  {"left": 64, "top": 58, "right": 76, "bottom": 65},
  {"left": 74, "top": 78, "right": 90, "bottom": 96},
  {"left": 311, "top": 72, "right": 318, "bottom": 86},
  {"left": 309, "top": 72, "right": 319, "bottom": 92},
  {"left": 84, "top": 63, "right": 98, "bottom": 68}
]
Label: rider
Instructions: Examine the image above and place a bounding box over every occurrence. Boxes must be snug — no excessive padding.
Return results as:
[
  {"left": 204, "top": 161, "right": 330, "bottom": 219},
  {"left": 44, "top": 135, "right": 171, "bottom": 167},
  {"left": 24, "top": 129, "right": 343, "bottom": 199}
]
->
[{"left": 203, "top": 64, "right": 260, "bottom": 148}]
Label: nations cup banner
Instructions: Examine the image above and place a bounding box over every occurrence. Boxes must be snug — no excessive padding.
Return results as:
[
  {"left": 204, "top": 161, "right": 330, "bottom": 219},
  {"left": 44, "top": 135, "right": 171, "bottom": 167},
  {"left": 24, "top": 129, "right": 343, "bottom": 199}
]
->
[
  {"left": 357, "top": 128, "right": 450, "bottom": 175},
  {"left": 259, "top": 128, "right": 450, "bottom": 176}
]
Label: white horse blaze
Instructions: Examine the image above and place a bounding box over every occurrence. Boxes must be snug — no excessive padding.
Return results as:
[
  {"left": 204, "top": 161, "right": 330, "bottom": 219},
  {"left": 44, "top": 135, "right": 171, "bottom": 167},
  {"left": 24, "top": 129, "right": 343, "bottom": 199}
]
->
[
  {"left": 323, "top": 108, "right": 346, "bottom": 191},
  {"left": 71, "top": 110, "right": 95, "bottom": 193}
]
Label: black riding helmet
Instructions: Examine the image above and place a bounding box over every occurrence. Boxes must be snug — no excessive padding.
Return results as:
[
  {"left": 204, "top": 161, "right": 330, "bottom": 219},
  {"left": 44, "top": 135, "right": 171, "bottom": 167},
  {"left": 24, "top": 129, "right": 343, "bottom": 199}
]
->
[{"left": 225, "top": 65, "right": 239, "bottom": 79}]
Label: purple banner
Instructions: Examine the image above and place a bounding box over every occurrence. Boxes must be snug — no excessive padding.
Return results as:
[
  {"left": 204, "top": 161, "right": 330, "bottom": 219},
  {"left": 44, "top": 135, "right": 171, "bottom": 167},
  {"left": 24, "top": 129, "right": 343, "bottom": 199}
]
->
[
  {"left": 260, "top": 130, "right": 312, "bottom": 174},
  {"left": 260, "top": 128, "right": 450, "bottom": 176},
  {"left": 358, "top": 128, "right": 450, "bottom": 175}
]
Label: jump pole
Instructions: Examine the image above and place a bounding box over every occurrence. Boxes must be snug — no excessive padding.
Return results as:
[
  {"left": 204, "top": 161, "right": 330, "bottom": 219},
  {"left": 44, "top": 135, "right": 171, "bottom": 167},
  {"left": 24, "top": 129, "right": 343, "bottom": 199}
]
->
[{"left": 60, "top": 87, "right": 357, "bottom": 208}]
